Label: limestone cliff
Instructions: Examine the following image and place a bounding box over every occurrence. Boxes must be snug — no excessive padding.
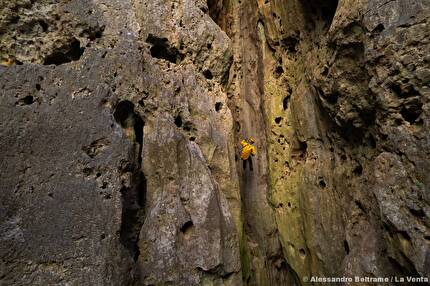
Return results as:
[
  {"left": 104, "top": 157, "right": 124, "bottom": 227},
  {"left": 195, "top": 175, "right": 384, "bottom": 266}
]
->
[{"left": 0, "top": 0, "right": 429, "bottom": 285}]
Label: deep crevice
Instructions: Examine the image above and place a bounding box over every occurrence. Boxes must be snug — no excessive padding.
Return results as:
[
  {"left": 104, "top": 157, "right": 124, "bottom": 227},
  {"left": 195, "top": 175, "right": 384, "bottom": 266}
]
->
[
  {"left": 119, "top": 171, "right": 147, "bottom": 262},
  {"left": 114, "top": 100, "right": 146, "bottom": 262},
  {"left": 282, "top": 96, "right": 289, "bottom": 110},
  {"left": 343, "top": 240, "right": 350, "bottom": 254},
  {"left": 300, "top": 0, "right": 338, "bottom": 29}
]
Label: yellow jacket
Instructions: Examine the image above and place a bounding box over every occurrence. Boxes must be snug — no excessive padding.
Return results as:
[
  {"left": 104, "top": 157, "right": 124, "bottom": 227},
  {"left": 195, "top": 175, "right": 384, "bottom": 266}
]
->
[{"left": 240, "top": 140, "right": 257, "bottom": 160}]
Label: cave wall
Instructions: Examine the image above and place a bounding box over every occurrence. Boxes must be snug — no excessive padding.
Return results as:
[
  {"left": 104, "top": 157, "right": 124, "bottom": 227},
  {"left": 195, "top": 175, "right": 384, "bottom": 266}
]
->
[
  {"left": 1, "top": 0, "right": 242, "bottom": 285},
  {"left": 257, "top": 0, "right": 430, "bottom": 281}
]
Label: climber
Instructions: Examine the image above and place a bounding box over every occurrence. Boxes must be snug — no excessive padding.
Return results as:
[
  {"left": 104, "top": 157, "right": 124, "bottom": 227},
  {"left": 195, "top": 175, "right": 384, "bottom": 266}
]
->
[{"left": 240, "top": 137, "right": 257, "bottom": 171}]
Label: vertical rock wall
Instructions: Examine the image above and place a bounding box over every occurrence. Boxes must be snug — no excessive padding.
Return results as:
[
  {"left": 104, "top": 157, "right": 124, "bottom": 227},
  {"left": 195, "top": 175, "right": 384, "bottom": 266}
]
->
[
  {"left": 253, "top": 0, "right": 430, "bottom": 282},
  {"left": 1, "top": 0, "right": 242, "bottom": 285}
]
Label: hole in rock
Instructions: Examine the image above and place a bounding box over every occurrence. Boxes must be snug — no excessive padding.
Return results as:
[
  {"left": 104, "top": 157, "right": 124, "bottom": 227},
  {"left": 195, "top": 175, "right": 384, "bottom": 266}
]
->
[
  {"left": 401, "top": 102, "right": 422, "bottom": 124},
  {"left": 372, "top": 23, "right": 385, "bottom": 34},
  {"left": 327, "top": 92, "right": 338, "bottom": 104},
  {"left": 299, "top": 248, "right": 306, "bottom": 256},
  {"left": 352, "top": 164, "right": 363, "bottom": 176},
  {"left": 274, "top": 66, "right": 284, "bottom": 77},
  {"left": 146, "top": 34, "right": 183, "bottom": 64},
  {"left": 113, "top": 100, "right": 144, "bottom": 160},
  {"left": 114, "top": 101, "right": 135, "bottom": 127},
  {"left": 398, "top": 231, "right": 411, "bottom": 241},
  {"left": 344, "top": 240, "right": 350, "bottom": 254},
  {"left": 301, "top": 0, "right": 338, "bottom": 28},
  {"left": 390, "top": 82, "right": 418, "bottom": 98},
  {"left": 203, "top": 69, "right": 213, "bottom": 80},
  {"left": 19, "top": 95, "right": 34, "bottom": 105},
  {"left": 355, "top": 200, "right": 366, "bottom": 213},
  {"left": 44, "top": 38, "right": 85, "bottom": 65},
  {"left": 283, "top": 96, "right": 289, "bottom": 110},
  {"left": 319, "top": 179, "right": 326, "bottom": 188},
  {"left": 174, "top": 115, "right": 183, "bottom": 127},
  {"left": 87, "top": 26, "right": 104, "bottom": 41},
  {"left": 83, "top": 167, "right": 93, "bottom": 176},
  {"left": 236, "top": 121, "right": 241, "bottom": 132},
  {"left": 299, "top": 141, "right": 307, "bottom": 157},
  {"left": 120, "top": 171, "right": 147, "bottom": 262},
  {"left": 180, "top": 220, "right": 194, "bottom": 233},
  {"left": 409, "top": 208, "right": 425, "bottom": 218},
  {"left": 38, "top": 20, "right": 48, "bottom": 32},
  {"left": 281, "top": 36, "right": 299, "bottom": 53},
  {"left": 215, "top": 102, "right": 222, "bottom": 112},
  {"left": 275, "top": 117, "right": 282, "bottom": 124},
  {"left": 35, "top": 83, "right": 41, "bottom": 91},
  {"left": 189, "top": 136, "right": 196, "bottom": 141}
]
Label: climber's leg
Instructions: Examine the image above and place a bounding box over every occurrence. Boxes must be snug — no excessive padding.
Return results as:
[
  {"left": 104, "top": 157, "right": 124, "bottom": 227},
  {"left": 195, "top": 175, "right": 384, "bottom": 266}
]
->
[
  {"left": 243, "top": 159, "right": 247, "bottom": 170},
  {"left": 249, "top": 157, "right": 253, "bottom": 171}
]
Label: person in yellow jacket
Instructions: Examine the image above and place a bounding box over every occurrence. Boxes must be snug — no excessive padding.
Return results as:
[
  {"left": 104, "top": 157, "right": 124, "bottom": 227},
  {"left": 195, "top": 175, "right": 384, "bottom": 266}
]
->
[{"left": 240, "top": 137, "right": 257, "bottom": 171}]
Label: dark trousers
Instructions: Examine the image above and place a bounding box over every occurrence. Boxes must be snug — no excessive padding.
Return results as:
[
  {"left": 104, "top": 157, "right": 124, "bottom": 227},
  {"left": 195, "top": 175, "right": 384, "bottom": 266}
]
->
[{"left": 243, "top": 156, "right": 253, "bottom": 171}]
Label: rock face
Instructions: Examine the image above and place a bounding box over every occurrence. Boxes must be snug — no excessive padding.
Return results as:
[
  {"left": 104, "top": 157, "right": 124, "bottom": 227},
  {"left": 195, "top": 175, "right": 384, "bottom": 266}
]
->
[
  {"left": 254, "top": 0, "right": 430, "bottom": 281},
  {"left": 0, "top": 0, "right": 429, "bottom": 286}
]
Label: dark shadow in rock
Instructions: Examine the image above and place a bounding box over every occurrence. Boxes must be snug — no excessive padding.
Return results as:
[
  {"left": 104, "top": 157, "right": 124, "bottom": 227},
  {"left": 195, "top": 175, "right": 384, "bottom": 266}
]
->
[
  {"left": 203, "top": 69, "right": 213, "bottom": 80},
  {"left": 120, "top": 171, "right": 147, "bottom": 262},
  {"left": 146, "top": 34, "right": 184, "bottom": 64},
  {"left": 343, "top": 240, "right": 350, "bottom": 254},
  {"left": 215, "top": 102, "right": 222, "bottom": 112},
  {"left": 17, "top": 95, "right": 34, "bottom": 105},
  {"left": 281, "top": 36, "right": 299, "bottom": 53},
  {"left": 283, "top": 96, "right": 289, "bottom": 110},
  {"left": 174, "top": 114, "right": 183, "bottom": 128},
  {"left": 180, "top": 220, "right": 194, "bottom": 234},
  {"left": 401, "top": 100, "right": 422, "bottom": 124},
  {"left": 300, "top": 0, "right": 338, "bottom": 29},
  {"left": 44, "top": 38, "right": 85, "bottom": 65}
]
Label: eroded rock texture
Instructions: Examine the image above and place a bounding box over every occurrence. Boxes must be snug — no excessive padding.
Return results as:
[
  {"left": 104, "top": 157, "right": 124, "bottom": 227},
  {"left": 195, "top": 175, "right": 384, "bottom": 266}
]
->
[{"left": 1, "top": 0, "right": 429, "bottom": 285}]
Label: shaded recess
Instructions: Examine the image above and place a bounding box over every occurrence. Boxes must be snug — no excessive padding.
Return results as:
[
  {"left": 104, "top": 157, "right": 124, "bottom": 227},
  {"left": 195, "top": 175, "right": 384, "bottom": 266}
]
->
[
  {"left": 300, "top": 0, "right": 338, "bottom": 27},
  {"left": 114, "top": 100, "right": 146, "bottom": 261},
  {"left": 146, "top": 34, "right": 184, "bottom": 63},
  {"left": 44, "top": 38, "right": 85, "bottom": 65},
  {"left": 207, "top": 0, "right": 222, "bottom": 24}
]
